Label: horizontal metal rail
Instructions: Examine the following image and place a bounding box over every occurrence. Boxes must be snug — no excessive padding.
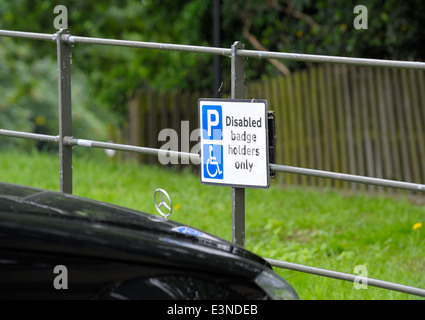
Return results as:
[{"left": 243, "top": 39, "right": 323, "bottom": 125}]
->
[
  {"left": 0, "top": 129, "right": 59, "bottom": 143},
  {"left": 0, "top": 130, "right": 193, "bottom": 160},
  {"left": 0, "top": 29, "right": 231, "bottom": 56},
  {"left": 238, "top": 49, "right": 425, "bottom": 70},
  {"left": 3, "top": 29, "right": 425, "bottom": 70},
  {"left": 63, "top": 137, "right": 196, "bottom": 162},
  {"left": 266, "top": 259, "right": 425, "bottom": 297},
  {"left": 270, "top": 164, "right": 425, "bottom": 193},
  {"left": 2, "top": 130, "right": 424, "bottom": 193},
  {"left": 0, "top": 29, "right": 54, "bottom": 41},
  {"left": 64, "top": 35, "right": 232, "bottom": 56}
]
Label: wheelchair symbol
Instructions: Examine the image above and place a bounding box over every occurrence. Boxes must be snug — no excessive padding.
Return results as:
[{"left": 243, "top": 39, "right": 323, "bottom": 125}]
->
[
  {"left": 206, "top": 145, "right": 222, "bottom": 177},
  {"left": 203, "top": 144, "right": 223, "bottom": 179}
]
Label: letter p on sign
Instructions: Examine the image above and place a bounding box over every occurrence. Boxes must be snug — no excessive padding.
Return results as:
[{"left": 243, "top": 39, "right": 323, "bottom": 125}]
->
[
  {"left": 202, "top": 105, "right": 222, "bottom": 140},
  {"left": 207, "top": 109, "right": 219, "bottom": 137}
]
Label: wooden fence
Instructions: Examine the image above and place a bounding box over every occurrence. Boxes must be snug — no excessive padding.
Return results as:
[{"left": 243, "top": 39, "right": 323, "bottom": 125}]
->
[{"left": 123, "top": 64, "right": 425, "bottom": 192}]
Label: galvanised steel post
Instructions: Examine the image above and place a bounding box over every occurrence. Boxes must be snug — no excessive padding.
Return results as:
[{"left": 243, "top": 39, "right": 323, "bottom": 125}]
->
[
  {"left": 231, "top": 41, "right": 245, "bottom": 247},
  {"left": 213, "top": 0, "right": 221, "bottom": 97},
  {"left": 56, "top": 28, "right": 73, "bottom": 194}
]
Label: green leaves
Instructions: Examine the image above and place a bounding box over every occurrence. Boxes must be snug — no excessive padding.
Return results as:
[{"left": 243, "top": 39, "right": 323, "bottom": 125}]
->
[
  {"left": 0, "top": 36, "right": 113, "bottom": 150},
  {"left": 2, "top": 0, "right": 425, "bottom": 135}
]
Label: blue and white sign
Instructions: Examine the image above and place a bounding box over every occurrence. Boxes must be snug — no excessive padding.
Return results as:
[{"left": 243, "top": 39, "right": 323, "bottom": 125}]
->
[{"left": 199, "top": 99, "right": 269, "bottom": 189}]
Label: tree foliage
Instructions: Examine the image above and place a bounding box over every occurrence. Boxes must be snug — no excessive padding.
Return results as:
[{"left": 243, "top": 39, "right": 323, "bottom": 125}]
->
[
  {"left": 223, "top": 0, "right": 425, "bottom": 76},
  {"left": 0, "top": 35, "right": 112, "bottom": 150},
  {"left": 1, "top": 0, "right": 425, "bottom": 125}
]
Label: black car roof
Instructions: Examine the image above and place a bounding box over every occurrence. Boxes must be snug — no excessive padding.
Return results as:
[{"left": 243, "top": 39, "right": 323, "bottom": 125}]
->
[{"left": 0, "top": 182, "right": 269, "bottom": 278}]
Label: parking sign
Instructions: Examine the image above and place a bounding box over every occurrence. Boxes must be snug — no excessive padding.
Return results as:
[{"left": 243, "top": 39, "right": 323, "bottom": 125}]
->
[{"left": 199, "top": 99, "right": 269, "bottom": 189}]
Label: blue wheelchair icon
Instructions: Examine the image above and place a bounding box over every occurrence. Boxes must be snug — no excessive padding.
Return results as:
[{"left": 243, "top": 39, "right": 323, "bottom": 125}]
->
[{"left": 203, "top": 144, "right": 223, "bottom": 180}]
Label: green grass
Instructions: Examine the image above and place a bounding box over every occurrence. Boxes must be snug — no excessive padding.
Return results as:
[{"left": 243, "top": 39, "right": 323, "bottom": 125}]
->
[{"left": 1, "top": 149, "right": 425, "bottom": 300}]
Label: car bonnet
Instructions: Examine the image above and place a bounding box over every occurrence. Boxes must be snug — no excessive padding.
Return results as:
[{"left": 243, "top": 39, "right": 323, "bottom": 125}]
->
[{"left": 0, "top": 182, "right": 270, "bottom": 278}]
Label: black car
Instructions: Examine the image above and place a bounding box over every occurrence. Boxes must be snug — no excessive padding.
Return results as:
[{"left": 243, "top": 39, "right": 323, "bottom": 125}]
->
[{"left": 0, "top": 182, "right": 298, "bottom": 300}]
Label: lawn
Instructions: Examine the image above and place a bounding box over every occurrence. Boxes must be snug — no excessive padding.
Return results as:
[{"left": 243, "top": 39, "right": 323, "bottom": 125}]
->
[{"left": 1, "top": 148, "right": 424, "bottom": 300}]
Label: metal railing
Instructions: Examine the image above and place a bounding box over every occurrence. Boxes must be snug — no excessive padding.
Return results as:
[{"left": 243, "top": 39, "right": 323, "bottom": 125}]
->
[{"left": 1, "top": 28, "right": 425, "bottom": 298}]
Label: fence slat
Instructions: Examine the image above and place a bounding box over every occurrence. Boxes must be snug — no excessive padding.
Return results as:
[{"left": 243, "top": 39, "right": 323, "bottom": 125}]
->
[
  {"left": 325, "top": 64, "right": 341, "bottom": 188},
  {"left": 318, "top": 66, "right": 332, "bottom": 188},
  {"left": 294, "top": 71, "right": 308, "bottom": 186},
  {"left": 278, "top": 76, "right": 292, "bottom": 186},
  {"left": 351, "top": 66, "right": 366, "bottom": 190},
  {"left": 383, "top": 68, "right": 402, "bottom": 186},
  {"left": 334, "top": 65, "right": 349, "bottom": 189},
  {"left": 375, "top": 68, "right": 392, "bottom": 185},
  {"left": 273, "top": 77, "right": 286, "bottom": 183},
  {"left": 310, "top": 67, "right": 324, "bottom": 187},
  {"left": 359, "top": 67, "right": 375, "bottom": 191},
  {"left": 341, "top": 65, "right": 356, "bottom": 189},
  {"left": 367, "top": 67, "right": 383, "bottom": 192},
  {"left": 285, "top": 73, "right": 299, "bottom": 185},
  {"left": 392, "top": 68, "right": 412, "bottom": 183},
  {"left": 301, "top": 70, "right": 314, "bottom": 186}
]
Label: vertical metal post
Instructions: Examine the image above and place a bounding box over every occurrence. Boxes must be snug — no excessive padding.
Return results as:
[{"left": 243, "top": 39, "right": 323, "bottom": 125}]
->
[
  {"left": 56, "top": 29, "right": 73, "bottom": 193},
  {"left": 231, "top": 41, "right": 245, "bottom": 246},
  {"left": 213, "top": 0, "right": 221, "bottom": 97}
]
